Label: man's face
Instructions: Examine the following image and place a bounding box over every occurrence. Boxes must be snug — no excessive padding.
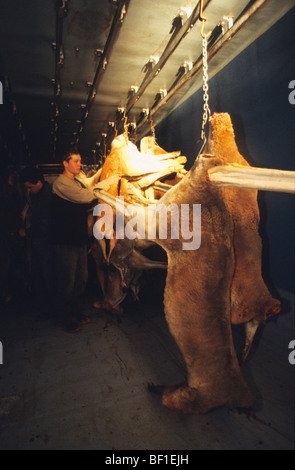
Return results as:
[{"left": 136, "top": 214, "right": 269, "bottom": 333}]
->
[
  {"left": 63, "top": 154, "right": 82, "bottom": 176},
  {"left": 24, "top": 181, "right": 43, "bottom": 194}
]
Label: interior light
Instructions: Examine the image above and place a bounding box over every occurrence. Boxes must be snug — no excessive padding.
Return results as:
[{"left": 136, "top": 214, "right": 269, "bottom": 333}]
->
[
  {"left": 178, "top": 7, "right": 193, "bottom": 20},
  {"left": 222, "top": 16, "right": 234, "bottom": 34},
  {"left": 183, "top": 61, "right": 193, "bottom": 72}
]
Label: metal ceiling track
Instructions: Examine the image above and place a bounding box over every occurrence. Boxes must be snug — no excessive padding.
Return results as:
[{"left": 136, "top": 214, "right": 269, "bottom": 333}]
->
[
  {"left": 53, "top": 0, "right": 284, "bottom": 159},
  {"left": 50, "top": 0, "right": 68, "bottom": 159},
  {"left": 74, "top": 0, "right": 130, "bottom": 147},
  {"left": 134, "top": 0, "right": 269, "bottom": 139},
  {"left": 109, "top": 0, "right": 212, "bottom": 143},
  {"left": 124, "top": 0, "right": 211, "bottom": 116},
  {"left": 0, "top": 78, "right": 32, "bottom": 163}
]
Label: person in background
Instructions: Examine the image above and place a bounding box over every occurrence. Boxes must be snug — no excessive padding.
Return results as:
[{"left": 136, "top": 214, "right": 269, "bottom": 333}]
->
[
  {"left": 52, "top": 147, "right": 118, "bottom": 333},
  {"left": 0, "top": 168, "right": 28, "bottom": 304},
  {"left": 19, "top": 166, "right": 53, "bottom": 320}
]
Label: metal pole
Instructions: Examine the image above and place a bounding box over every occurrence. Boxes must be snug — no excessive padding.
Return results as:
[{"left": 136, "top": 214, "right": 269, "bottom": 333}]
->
[{"left": 74, "top": 0, "right": 130, "bottom": 145}]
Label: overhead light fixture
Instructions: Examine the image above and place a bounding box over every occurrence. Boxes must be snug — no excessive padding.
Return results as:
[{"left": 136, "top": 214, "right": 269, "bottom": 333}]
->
[
  {"left": 222, "top": 16, "right": 234, "bottom": 34},
  {"left": 183, "top": 61, "right": 193, "bottom": 72},
  {"left": 176, "top": 7, "right": 193, "bottom": 24},
  {"left": 120, "top": 3, "right": 127, "bottom": 23},
  {"left": 58, "top": 47, "right": 64, "bottom": 66},
  {"left": 143, "top": 56, "right": 159, "bottom": 74},
  {"left": 149, "top": 56, "right": 159, "bottom": 65},
  {"left": 180, "top": 7, "right": 192, "bottom": 19},
  {"left": 170, "top": 7, "right": 193, "bottom": 35},
  {"left": 90, "top": 90, "right": 97, "bottom": 101},
  {"left": 155, "top": 89, "right": 167, "bottom": 100},
  {"left": 102, "top": 58, "right": 108, "bottom": 70}
]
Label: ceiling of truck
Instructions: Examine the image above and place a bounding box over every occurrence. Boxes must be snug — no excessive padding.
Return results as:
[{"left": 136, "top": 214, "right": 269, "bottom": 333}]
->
[{"left": 0, "top": 0, "right": 294, "bottom": 165}]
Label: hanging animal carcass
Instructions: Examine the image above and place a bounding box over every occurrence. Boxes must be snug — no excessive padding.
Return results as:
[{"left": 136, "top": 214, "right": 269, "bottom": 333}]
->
[
  {"left": 203, "top": 113, "right": 281, "bottom": 360},
  {"left": 80, "top": 133, "right": 187, "bottom": 313},
  {"left": 90, "top": 112, "right": 284, "bottom": 415}
]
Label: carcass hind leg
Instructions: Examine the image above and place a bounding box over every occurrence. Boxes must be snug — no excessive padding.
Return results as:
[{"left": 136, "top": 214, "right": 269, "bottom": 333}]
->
[{"left": 239, "top": 318, "right": 260, "bottom": 363}]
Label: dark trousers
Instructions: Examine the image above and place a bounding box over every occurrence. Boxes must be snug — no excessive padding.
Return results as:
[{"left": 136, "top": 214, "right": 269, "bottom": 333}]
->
[
  {"left": 53, "top": 244, "right": 88, "bottom": 323},
  {"left": 31, "top": 238, "right": 53, "bottom": 316}
]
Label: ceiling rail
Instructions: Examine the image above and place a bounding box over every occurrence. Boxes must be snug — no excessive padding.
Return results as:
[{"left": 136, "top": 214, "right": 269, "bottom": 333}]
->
[
  {"left": 135, "top": 0, "right": 269, "bottom": 137},
  {"left": 74, "top": 0, "right": 130, "bottom": 146},
  {"left": 50, "top": 0, "right": 68, "bottom": 159},
  {"left": 124, "top": 0, "right": 212, "bottom": 117}
]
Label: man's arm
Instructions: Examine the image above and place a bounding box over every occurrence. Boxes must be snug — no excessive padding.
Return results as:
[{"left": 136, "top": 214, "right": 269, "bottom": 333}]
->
[{"left": 53, "top": 175, "right": 97, "bottom": 204}]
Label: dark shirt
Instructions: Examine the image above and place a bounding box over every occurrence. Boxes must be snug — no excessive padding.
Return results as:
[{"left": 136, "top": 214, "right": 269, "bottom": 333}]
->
[
  {"left": 51, "top": 193, "right": 91, "bottom": 246},
  {"left": 30, "top": 181, "right": 52, "bottom": 241}
]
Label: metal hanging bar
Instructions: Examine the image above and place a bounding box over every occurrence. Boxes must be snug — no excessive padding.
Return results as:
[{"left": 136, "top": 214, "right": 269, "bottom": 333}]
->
[
  {"left": 125, "top": 0, "right": 212, "bottom": 116},
  {"left": 74, "top": 0, "right": 130, "bottom": 145},
  {"left": 51, "top": 0, "right": 68, "bottom": 160},
  {"left": 135, "top": 0, "right": 269, "bottom": 138}
]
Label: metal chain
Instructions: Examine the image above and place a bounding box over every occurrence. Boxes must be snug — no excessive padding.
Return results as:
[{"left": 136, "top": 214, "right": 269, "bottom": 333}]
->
[
  {"left": 150, "top": 112, "right": 156, "bottom": 140},
  {"left": 123, "top": 107, "right": 129, "bottom": 144},
  {"left": 201, "top": 34, "right": 210, "bottom": 141}
]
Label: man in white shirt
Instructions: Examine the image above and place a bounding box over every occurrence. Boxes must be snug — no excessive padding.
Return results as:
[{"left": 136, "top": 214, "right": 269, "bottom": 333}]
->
[{"left": 52, "top": 148, "right": 118, "bottom": 332}]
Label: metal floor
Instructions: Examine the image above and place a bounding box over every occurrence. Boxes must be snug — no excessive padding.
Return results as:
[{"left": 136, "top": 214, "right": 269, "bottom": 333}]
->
[{"left": 0, "top": 276, "right": 294, "bottom": 450}]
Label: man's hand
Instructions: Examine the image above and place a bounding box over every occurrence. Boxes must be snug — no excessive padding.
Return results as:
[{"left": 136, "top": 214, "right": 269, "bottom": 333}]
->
[{"left": 95, "top": 175, "right": 120, "bottom": 191}]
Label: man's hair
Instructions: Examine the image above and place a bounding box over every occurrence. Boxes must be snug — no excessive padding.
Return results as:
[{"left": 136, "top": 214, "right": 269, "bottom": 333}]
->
[
  {"left": 20, "top": 166, "right": 44, "bottom": 185},
  {"left": 62, "top": 146, "right": 80, "bottom": 164}
]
